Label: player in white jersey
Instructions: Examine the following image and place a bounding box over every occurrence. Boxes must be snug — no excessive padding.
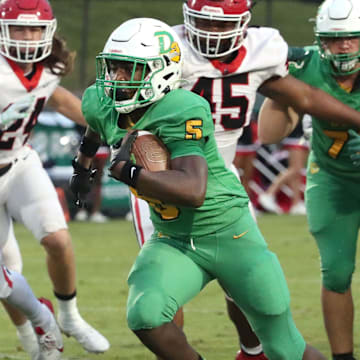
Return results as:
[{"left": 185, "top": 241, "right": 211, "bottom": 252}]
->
[{"left": 0, "top": 0, "right": 109, "bottom": 358}]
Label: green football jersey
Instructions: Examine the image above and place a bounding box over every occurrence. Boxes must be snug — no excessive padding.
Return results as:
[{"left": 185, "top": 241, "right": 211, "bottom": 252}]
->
[
  {"left": 289, "top": 46, "right": 360, "bottom": 180},
  {"left": 82, "top": 85, "right": 248, "bottom": 237}
]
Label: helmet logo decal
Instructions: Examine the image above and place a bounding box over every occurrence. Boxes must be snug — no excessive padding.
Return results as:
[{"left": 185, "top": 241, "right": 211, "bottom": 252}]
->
[
  {"left": 18, "top": 14, "right": 40, "bottom": 20},
  {"left": 169, "top": 41, "right": 181, "bottom": 63},
  {"left": 155, "top": 30, "right": 174, "bottom": 54},
  {"left": 155, "top": 30, "right": 181, "bottom": 63},
  {"left": 201, "top": 6, "right": 224, "bottom": 15}
]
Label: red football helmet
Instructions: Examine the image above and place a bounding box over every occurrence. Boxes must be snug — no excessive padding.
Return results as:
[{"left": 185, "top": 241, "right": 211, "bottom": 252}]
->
[
  {"left": 183, "top": 0, "right": 252, "bottom": 58},
  {"left": 0, "top": 0, "right": 57, "bottom": 63}
]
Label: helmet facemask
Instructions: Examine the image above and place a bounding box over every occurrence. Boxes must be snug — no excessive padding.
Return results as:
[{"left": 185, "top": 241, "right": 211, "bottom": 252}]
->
[
  {"left": 183, "top": 2, "right": 251, "bottom": 58},
  {"left": 315, "top": 0, "right": 360, "bottom": 75},
  {"left": 316, "top": 35, "right": 360, "bottom": 75},
  {"left": 97, "top": 53, "right": 176, "bottom": 114},
  {"left": 0, "top": 19, "right": 57, "bottom": 63}
]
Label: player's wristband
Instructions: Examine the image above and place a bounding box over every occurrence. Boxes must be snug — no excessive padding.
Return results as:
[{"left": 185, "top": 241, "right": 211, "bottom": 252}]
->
[
  {"left": 79, "top": 136, "right": 100, "bottom": 157},
  {"left": 119, "top": 160, "right": 142, "bottom": 187}
]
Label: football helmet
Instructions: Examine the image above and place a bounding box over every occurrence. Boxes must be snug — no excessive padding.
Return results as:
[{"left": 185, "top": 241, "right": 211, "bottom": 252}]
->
[
  {"left": 96, "top": 18, "right": 182, "bottom": 114},
  {"left": 0, "top": 0, "right": 57, "bottom": 63},
  {"left": 315, "top": 0, "right": 360, "bottom": 75},
  {"left": 183, "top": 0, "right": 252, "bottom": 58}
]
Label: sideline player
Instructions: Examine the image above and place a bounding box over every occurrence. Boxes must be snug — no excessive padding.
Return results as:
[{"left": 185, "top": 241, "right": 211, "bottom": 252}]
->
[
  {"left": 0, "top": 0, "right": 109, "bottom": 357},
  {"left": 258, "top": 117, "right": 309, "bottom": 215},
  {"left": 70, "top": 17, "right": 327, "bottom": 360},
  {"left": 258, "top": 1, "right": 360, "bottom": 359}
]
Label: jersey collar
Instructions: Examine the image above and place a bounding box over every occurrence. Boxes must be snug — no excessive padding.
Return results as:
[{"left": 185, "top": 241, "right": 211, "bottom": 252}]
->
[
  {"left": 210, "top": 46, "right": 247, "bottom": 75},
  {"left": 6, "top": 58, "right": 44, "bottom": 92}
]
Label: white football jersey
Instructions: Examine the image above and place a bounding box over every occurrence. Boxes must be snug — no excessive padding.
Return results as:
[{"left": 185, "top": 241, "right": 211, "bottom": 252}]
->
[
  {"left": 0, "top": 55, "right": 59, "bottom": 164},
  {"left": 174, "top": 25, "right": 289, "bottom": 167}
]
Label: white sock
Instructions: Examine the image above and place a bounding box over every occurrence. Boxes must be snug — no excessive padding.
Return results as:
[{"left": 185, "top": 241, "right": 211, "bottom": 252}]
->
[
  {"left": 241, "top": 344, "right": 263, "bottom": 355},
  {"left": 16, "top": 320, "right": 34, "bottom": 336},
  {"left": 57, "top": 296, "right": 80, "bottom": 319}
]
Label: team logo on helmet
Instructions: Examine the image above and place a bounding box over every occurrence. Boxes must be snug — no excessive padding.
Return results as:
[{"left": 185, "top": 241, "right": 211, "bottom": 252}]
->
[
  {"left": 169, "top": 41, "right": 181, "bottom": 63},
  {"left": 155, "top": 30, "right": 181, "bottom": 63}
]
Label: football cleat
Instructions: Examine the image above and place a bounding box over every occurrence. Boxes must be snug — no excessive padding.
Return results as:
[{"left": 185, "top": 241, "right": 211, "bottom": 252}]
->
[
  {"left": 236, "top": 350, "right": 268, "bottom": 360},
  {"left": 88, "top": 211, "right": 109, "bottom": 223},
  {"left": 289, "top": 201, "right": 306, "bottom": 215},
  {"left": 258, "top": 193, "right": 282, "bottom": 214},
  {"left": 74, "top": 209, "right": 88, "bottom": 221},
  {"left": 58, "top": 313, "right": 109, "bottom": 353},
  {"left": 35, "top": 298, "right": 64, "bottom": 360}
]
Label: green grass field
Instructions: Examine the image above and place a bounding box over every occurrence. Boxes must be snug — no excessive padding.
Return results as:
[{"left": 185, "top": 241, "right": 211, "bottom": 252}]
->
[{"left": 2, "top": 214, "right": 360, "bottom": 359}]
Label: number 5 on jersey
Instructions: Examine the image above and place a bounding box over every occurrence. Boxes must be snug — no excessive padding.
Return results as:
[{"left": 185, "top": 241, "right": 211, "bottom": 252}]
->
[{"left": 185, "top": 119, "right": 203, "bottom": 140}]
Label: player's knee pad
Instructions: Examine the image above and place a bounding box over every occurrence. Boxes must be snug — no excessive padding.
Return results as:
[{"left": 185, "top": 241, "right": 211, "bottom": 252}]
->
[
  {"left": 127, "top": 290, "right": 174, "bottom": 331},
  {"left": 0, "top": 265, "right": 13, "bottom": 299},
  {"left": 322, "top": 262, "right": 354, "bottom": 293}
]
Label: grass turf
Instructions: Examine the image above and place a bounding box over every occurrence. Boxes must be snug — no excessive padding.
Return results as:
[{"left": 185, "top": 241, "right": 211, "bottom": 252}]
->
[{"left": 1, "top": 214, "right": 359, "bottom": 359}]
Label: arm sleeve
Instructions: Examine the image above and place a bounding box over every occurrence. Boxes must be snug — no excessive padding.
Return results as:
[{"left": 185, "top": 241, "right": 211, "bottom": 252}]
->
[{"left": 166, "top": 138, "right": 206, "bottom": 160}]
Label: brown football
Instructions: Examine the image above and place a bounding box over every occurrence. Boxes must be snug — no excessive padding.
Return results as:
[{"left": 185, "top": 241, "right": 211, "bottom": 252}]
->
[{"left": 131, "top": 130, "right": 170, "bottom": 171}]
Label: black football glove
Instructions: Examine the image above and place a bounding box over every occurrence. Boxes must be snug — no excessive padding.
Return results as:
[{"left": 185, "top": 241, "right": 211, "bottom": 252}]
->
[
  {"left": 70, "top": 157, "right": 97, "bottom": 207},
  {"left": 109, "top": 131, "right": 138, "bottom": 174}
]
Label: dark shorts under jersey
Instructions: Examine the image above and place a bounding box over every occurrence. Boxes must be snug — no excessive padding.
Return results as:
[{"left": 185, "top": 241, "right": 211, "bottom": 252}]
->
[
  {"left": 282, "top": 119, "right": 309, "bottom": 150},
  {"left": 237, "top": 122, "right": 259, "bottom": 155}
]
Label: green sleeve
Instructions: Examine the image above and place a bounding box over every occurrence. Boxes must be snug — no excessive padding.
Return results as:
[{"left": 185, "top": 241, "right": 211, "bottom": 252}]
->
[
  {"left": 166, "top": 139, "right": 206, "bottom": 160},
  {"left": 82, "top": 85, "right": 102, "bottom": 134}
]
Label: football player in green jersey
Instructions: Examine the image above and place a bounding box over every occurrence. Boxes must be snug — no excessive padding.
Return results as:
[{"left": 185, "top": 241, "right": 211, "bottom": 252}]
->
[
  {"left": 258, "top": 1, "right": 360, "bottom": 359},
  {"left": 68, "top": 17, "right": 347, "bottom": 360}
]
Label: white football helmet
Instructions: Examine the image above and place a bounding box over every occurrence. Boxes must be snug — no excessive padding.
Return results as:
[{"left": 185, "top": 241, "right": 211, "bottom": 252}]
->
[
  {"left": 96, "top": 18, "right": 182, "bottom": 114},
  {"left": 183, "top": 0, "right": 252, "bottom": 58},
  {"left": 315, "top": 0, "right": 360, "bottom": 75},
  {"left": 0, "top": 0, "right": 57, "bottom": 63}
]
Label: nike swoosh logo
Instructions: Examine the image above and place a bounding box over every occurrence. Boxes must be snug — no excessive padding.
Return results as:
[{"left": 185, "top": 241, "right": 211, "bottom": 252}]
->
[
  {"left": 130, "top": 166, "right": 136, "bottom": 179},
  {"left": 233, "top": 231, "right": 248, "bottom": 239}
]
